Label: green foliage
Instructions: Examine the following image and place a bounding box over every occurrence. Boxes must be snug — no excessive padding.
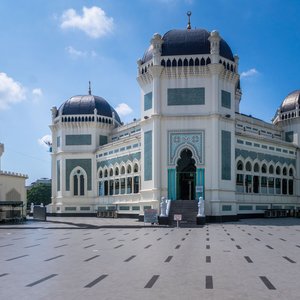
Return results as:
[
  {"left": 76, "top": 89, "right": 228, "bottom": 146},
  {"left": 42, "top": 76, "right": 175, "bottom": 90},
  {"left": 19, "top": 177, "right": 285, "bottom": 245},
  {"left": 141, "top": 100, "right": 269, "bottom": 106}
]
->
[{"left": 27, "top": 183, "right": 51, "bottom": 207}]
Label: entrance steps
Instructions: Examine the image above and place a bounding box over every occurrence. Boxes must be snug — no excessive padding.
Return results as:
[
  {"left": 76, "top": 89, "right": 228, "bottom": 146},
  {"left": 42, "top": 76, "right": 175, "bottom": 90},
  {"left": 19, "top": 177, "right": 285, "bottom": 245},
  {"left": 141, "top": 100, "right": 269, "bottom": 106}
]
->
[{"left": 168, "top": 200, "right": 198, "bottom": 226}]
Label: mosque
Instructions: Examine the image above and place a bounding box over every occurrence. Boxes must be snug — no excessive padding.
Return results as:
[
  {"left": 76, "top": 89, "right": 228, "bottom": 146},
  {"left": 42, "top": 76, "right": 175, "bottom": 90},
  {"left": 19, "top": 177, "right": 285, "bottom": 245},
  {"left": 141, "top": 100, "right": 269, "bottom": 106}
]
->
[{"left": 48, "top": 16, "right": 300, "bottom": 221}]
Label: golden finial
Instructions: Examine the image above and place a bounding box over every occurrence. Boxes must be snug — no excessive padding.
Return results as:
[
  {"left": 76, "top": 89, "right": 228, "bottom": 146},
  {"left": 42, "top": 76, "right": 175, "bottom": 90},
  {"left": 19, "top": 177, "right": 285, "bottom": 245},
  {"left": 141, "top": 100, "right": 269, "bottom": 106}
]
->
[
  {"left": 88, "top": 81, "right": 91, "bottom": 95},
  {"left": 187, "top": 11, "right": 192, "bottom": 30}
]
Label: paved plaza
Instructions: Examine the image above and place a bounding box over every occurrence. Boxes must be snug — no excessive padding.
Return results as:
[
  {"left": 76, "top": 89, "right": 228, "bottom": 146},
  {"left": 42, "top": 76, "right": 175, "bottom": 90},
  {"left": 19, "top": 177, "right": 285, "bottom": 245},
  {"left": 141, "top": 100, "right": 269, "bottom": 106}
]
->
[{"left": 0, "top": 217, "right": 300, "bottom": 300}]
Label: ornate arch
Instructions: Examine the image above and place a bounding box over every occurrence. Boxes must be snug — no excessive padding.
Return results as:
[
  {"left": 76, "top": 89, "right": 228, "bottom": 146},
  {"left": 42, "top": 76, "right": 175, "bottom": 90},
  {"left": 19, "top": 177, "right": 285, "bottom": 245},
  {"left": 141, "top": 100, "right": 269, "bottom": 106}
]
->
[
  {"left": 70, "top": 167, "right": 87, "bottom": 196},
  {"left": 168, "top": 130, "right": 204, "bottom": 166}
]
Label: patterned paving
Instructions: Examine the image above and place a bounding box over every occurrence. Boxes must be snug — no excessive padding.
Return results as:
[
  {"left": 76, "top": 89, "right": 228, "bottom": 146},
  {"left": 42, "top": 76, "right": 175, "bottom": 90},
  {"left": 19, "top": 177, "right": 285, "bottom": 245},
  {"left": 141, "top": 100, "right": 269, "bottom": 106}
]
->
[{"left": 0, "top": 218, "right": 300, "bottom": 299}]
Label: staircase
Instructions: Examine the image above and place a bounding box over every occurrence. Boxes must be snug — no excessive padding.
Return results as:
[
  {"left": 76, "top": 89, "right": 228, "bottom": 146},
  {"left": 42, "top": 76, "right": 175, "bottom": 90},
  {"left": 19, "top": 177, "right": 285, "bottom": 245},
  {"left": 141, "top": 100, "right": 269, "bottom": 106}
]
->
[{"left": 168, "top": 200, "right": 198, "bottom": 226}]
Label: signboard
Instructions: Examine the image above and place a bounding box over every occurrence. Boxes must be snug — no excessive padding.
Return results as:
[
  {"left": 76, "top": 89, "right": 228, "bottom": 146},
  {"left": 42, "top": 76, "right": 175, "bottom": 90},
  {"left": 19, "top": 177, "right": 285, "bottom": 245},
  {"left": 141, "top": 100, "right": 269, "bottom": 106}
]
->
[
  {"left": 144, "top": 209, "right": 158, "bottom": 224},
  {"left": 33, "top": 206, "right": 47, "bottom": 221},
  {"left": 196, "top": 186, "right": 203, "bottom": 193},
  {"left": 174, "top": 214, "right": 182, "bottom": 221}
]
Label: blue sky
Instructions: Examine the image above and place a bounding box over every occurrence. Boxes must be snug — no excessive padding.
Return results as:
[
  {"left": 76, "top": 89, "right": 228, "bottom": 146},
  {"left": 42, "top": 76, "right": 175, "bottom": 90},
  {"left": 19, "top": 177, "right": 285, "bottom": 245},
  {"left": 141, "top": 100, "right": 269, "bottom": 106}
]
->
[{"left": 1, "top": 0, "right": 300, "bottom": 184}]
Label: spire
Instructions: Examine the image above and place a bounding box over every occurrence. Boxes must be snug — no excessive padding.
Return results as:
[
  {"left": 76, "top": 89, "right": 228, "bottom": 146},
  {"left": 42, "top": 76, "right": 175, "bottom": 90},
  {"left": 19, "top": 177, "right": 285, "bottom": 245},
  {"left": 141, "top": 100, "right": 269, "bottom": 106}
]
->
[
  {"left": 88, "top": 81, "right": 92, "bottom": 95},
  {"left": 187, "top": 11, "right": 192, "bottom": 30}
]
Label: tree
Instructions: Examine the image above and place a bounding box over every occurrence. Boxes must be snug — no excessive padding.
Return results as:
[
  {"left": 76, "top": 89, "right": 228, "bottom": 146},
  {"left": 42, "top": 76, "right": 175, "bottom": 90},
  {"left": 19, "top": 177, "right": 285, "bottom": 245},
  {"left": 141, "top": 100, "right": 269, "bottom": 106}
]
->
[{"left": 27, "top": 183, "right": 51, "bottom": 207}]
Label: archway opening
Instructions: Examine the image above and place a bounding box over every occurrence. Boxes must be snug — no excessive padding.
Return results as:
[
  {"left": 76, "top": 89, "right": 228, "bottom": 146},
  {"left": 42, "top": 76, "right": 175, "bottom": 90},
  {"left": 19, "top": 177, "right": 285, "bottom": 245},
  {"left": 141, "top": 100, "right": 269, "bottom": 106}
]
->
[{"left": 176, "top": 149, "right": 196, "bottom": 200}]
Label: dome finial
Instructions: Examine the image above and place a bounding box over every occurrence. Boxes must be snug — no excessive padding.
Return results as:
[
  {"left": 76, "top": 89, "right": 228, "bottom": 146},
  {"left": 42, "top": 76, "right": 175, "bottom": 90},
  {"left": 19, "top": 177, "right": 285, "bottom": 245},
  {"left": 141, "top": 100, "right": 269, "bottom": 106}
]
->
[
  {"left": 88, "top": 81, "right": 92, "bottom": 95},
  {"left": 187, "top": 11, "right": 192, "bottom": 30}
]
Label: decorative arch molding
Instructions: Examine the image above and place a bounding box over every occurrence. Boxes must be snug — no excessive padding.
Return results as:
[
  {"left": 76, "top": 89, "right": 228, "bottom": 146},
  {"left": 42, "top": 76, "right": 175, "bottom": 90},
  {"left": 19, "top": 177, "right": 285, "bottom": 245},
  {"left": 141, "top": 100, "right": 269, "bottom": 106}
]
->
[
  {"left": 6, "top": 188, "right": 21, "bottom": 201},
  {"left": 66, "top": 158, "right": 92, "bottom": 191},
  {"left": 70, "top": 167, "right": 88, "bottom": 196},
  {"left": 235, "top": 148, "right": 296, "bottom": 167},
  {"left": 174, "top": 144, "right": 200, "bottom": 167},
  {"left": 168, "top": 130, "right": 204, "bottom": 166}
]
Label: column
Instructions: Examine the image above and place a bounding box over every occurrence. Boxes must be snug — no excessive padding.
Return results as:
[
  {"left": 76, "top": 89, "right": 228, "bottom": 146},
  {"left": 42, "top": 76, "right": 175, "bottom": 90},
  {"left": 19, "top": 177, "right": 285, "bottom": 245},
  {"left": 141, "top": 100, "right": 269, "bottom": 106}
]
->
[{"left": 168, "top": 168, "right": 176, "bottom": 200}]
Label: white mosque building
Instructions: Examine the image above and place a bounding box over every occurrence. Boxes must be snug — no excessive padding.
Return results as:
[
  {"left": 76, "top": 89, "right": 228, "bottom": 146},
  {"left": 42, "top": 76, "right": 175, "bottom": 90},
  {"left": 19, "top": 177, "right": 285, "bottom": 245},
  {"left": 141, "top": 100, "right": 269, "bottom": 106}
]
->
[{"left": 48, "top": 19, "right": 300, "bottom": 221}]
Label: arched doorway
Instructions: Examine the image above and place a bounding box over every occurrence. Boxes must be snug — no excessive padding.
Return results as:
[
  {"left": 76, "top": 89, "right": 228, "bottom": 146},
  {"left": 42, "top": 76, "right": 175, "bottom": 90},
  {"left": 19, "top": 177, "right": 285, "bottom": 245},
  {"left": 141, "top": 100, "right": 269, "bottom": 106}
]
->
[{"left": 176, "top": 149, "right": 196, "bottom": 200}]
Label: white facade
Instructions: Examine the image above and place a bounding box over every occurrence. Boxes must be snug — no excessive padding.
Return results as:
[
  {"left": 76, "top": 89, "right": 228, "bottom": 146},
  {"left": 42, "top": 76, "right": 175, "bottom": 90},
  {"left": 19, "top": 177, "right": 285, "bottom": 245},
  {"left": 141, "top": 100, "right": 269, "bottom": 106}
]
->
[
  {"left": 0, "top": 143, "right": 28, "bottom": 206},
  {"left": 49, "top": 26, "right": 300, "bottom": 219}
]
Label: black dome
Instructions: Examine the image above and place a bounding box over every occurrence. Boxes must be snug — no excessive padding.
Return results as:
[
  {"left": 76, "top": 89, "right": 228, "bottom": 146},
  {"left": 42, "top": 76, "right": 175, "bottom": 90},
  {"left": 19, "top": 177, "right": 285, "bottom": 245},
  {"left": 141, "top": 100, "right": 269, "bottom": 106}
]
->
[
  {"left": 142, "top": 28, "right": 234, "bottom": 63},
  {"left": 280, "top": 90, "right": 300, "bottom": 113},
  {"left": 58, "top": 95, "right": 121, "bottom": 124}
]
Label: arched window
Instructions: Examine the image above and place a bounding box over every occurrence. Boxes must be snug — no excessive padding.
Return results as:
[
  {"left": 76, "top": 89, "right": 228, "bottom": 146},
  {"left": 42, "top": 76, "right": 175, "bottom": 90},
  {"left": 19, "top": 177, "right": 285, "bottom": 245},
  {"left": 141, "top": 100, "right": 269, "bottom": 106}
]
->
[
  {"left": 73, "top": 174, "right": 78, "bottom": 196},
  {"left": 183, "top": 58, "right": 188, "bottom": 67},
  {"left": 99, "top": 170, "right": 103, "bottom": 178},
  {"left": 269, "top": 165, "right": 274, "bottom": 174},
  {"left": 200, "top": 58, "right": 205, "bottom": 66},
  {"left": 237, "top": 160, "right": 243, "bottom": 171},
  {"left": 172, "top": 59, "right": 177, "bottom": 67},
  {"left": 245, "top": 162, "right": 252, "bottom": 172},
  {"left": 178, "top": 59, "right": 182, "bottom": 67},
  {"left": 195, "top": 58, "right": 200, "bottom": 66},
  {"left": 161, "top": 59, "right": 165, "bottom": 67},
  {"left": 104, "top": 169, "right": 108, "bottom": 177},
  {"left": 262, "top": 164, "right": 267, "bottom": 173},
  {"left": 254, "top": 163, "right": 259, "bottom": 173},
  {"left": 276, "top": 166, "right": 281, "bottom": 175},
  {"left": 206, "top": 57, "right": 211, "bottom": 65},
  {"left": 121, "top": 166, "right": 125, "bottom": 175},
  {"left": 289, "top": 168, "right": 294, "bottom": 177},
  {"left": 80, "top": 175, "right": 84, "bottom": 195},
  {"left": 133, "top": 164, "right": 139, "bottom": 173},
  {"left": 127, "top": 165, "right": 132, "bottom": 174},
  {"left": 73, "top": 169, "right": 85, "bottom": 196},
  {"left": 189, "top": 58, "right": 194, "bottom": 66},
  {"left": 115, "top": 167, "right": 119, "bottom": 176},
  {"left": 109, "top": 168, "right": 113, "bottom": 177},
  {"left": 167, "top": 59, "right": 171, "bottom": 67},
  {"left": 283, "top": 167, "right": 287, "bottom": 176}
]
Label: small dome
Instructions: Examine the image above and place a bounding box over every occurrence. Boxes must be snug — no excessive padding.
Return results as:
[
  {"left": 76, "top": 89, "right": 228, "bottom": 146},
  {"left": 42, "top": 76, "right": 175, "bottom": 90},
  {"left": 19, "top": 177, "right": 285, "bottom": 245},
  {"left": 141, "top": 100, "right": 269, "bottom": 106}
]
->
[
  {"left": 142, "top": 28, "right": 234, "bottom": 63},
  {"left": 280, "top": 90, "right": 300, "bottom": 113},
  {"left": 57, "top": 95, "right": 121, "bottom": 124}
]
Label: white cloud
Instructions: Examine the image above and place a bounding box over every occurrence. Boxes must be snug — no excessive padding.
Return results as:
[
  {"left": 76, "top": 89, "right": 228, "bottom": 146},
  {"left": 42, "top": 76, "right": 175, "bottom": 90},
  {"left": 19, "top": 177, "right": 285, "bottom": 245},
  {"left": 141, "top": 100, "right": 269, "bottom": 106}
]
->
[
  {"left": 0, "top": 72, "right": 26, "bottom": 110},
  {"left": 240, "top": 68, "right": 259, "bottom": 78},
  {"left": 115, "top": 103, "right": 133, "bottom": 117},
  {"left": 60, "top": 6, "right": 114, "bottom": 38},
  {"left": 38, "top": 135, "right": 52, "bottom": 149},
  {"left": 32, "top": 88, "right": 43, "bottom": 97},
  {"left": 65, "top": 46, "right": 97, "bottom": 59},
  {"left": 66, "top": 46, "right": 87, "bottom": 58}
]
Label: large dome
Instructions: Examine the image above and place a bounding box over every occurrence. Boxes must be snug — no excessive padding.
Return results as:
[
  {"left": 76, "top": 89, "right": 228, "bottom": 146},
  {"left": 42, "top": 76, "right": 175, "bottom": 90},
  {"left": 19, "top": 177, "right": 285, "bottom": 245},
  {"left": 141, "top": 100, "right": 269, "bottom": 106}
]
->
[
  {"left": 279, "top": 90, "right": 300, "bottom": 113},
  {"left": 142, "top": 28, "right": 234, "bottom": 63},
  {"left": 57, "top": 95, "right": 121, "bottom": 124}
]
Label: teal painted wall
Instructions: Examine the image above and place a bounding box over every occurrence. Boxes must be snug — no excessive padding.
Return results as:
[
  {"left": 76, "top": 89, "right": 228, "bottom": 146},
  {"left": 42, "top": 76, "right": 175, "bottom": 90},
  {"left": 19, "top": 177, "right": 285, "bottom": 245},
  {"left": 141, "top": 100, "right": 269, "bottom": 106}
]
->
[
  {"left": 66, "top": 159, "right": 92, "bottom": 190},
  {"left": 168, "top": 168, "right": 176, "bottom": 200},
  {"left": 168, "top": 88, "right": 205, "bottom": 106},
  {"left": 221, "top": 130, "right": 231, "bottom": 180},
  {"left": 66, "top": 134, "right": 92, "bottom": 146},
  {"left": 221, "top": 90, "right": 231, "bottom": 109},
  {"left": 144, "top": 131, "right": 152, "bottom": 181},
  {"left": 144, "top": 92, "right": 152, "bottom": 111}
]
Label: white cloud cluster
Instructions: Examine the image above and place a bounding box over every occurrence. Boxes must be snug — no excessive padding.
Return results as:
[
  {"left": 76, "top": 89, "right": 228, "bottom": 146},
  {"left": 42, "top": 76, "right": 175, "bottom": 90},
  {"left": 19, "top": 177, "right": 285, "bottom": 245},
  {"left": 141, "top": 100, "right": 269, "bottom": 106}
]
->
[
  {"left": 0, "top": 72, "right": 26, "bottom": 110},
  {"left": 115, "top": 103, "right": 133, "bottom": 117},
  {"left": 38, "top": 134, "right": 52, "bottom": 149},
  {"left": 60, "top": 6, "right": 114, "bottom": 38},
  {"left": 32, "top": 88, "right": 43, "bottom": 97},
  {"left": 240, "top": 68, "right": 259, "bottom": 78},
  {"left": 66, "top": 46, "right": 97, "bottom": 58}
]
